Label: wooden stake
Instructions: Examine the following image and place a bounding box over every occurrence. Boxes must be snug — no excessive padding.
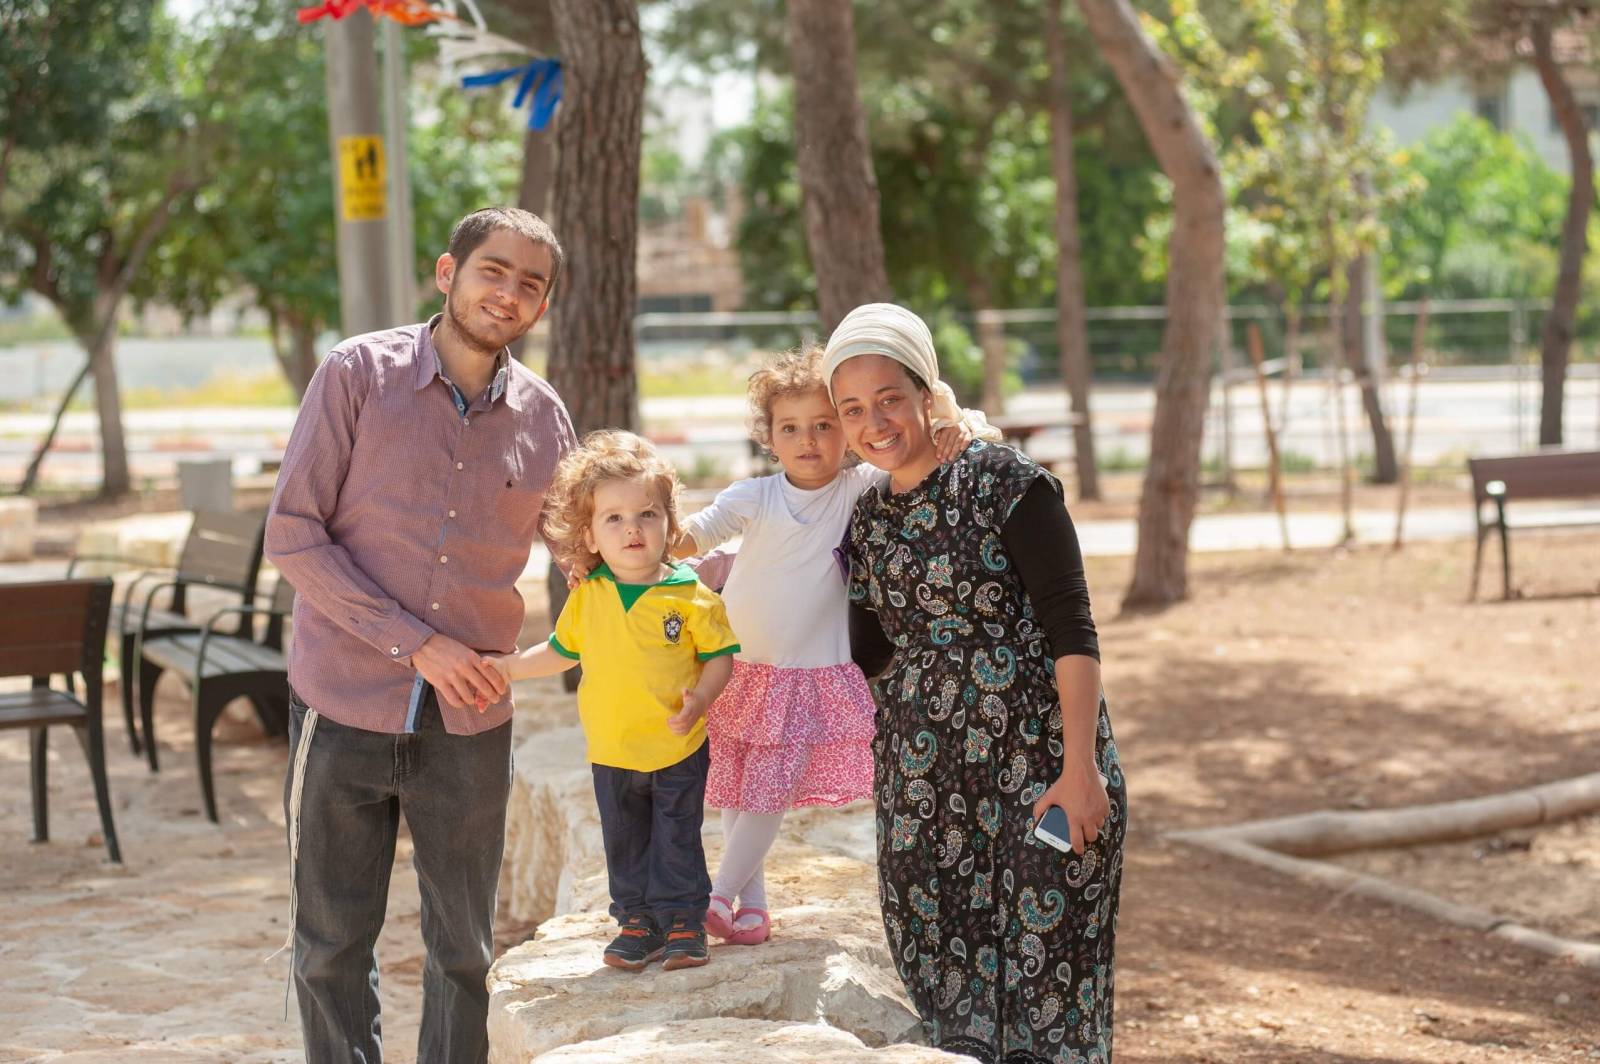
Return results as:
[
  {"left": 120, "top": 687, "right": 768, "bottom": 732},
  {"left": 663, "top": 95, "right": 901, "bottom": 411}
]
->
[
  {"left": 1393, "top": 298, "right": 1431, "bottom": 550},
  {"left": 1247, "top": 323, "right": 1291, "bottom": 551}
]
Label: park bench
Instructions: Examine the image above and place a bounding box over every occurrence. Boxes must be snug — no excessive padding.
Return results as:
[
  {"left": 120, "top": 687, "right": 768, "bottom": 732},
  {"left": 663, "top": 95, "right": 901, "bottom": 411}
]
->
[
  {"left": 989, "top": 412, "right": 1082, "bottom": 455},
  {"left": 136, "top": 576, "right": 294, "bottom": 823},
  {"left": 68, "top": 509, "right": 269, "bottom": 770},
  {"left": 0, "top": 578, "right": 121, "bottom": 862},
  {"left": 1468, "top": 449, "right": 1600, "bottom": 600}
]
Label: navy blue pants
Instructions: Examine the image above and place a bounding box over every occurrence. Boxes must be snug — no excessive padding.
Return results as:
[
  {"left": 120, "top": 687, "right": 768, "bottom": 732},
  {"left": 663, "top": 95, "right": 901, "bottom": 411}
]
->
[{"left": 591, "top": 741, "right": 712, "bottom": 929}]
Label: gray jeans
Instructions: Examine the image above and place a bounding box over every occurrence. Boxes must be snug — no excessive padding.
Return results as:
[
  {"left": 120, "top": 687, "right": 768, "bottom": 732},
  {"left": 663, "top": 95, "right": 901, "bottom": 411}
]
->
[{"left": 285, "top": 687, "right": 512, "bottom": 1064}]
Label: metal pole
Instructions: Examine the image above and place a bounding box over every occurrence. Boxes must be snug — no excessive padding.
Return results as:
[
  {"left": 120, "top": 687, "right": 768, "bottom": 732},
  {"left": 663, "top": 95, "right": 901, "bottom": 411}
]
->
[
  {"left": 324, "top": 9, "right": 396, "bottom": 337},
  {"left": 382, "top": 19, "right": 416, "bottom": 326},
  {"left": 1511, "top": 300, "right": 1526, "bottom": 451}
]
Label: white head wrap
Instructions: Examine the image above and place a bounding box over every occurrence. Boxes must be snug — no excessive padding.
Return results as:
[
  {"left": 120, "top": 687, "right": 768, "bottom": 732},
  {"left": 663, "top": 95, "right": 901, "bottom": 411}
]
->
[{"left": 822, "top": 302, "right": 1000, "bottom": 440}]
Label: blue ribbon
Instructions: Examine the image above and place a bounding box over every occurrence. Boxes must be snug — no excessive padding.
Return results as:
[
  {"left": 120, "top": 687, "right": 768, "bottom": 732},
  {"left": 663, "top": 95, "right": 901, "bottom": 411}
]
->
[{"left": 461, "top": 58, "right": 562, "bottom": 131}]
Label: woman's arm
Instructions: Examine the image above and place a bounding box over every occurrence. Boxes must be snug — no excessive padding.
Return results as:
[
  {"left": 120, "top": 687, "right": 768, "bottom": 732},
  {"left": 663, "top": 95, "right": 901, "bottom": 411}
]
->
[
  {"left": 1000, "top": 478, "right": 1108, "bottom": 854},
  {"left": 849, "top": 599, "right": 895, "bottom": 679}
]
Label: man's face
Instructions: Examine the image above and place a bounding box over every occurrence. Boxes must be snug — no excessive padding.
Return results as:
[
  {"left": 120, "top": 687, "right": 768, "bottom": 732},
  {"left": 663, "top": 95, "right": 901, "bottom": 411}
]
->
[{"left": 435, "top": 229, "right": 554, "bottom": 354}]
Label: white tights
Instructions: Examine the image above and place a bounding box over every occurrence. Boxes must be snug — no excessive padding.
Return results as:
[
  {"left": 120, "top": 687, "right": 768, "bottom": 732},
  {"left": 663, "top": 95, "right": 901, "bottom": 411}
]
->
[{"left": 712, "top": 808, "right": 785, "bottom": 924}]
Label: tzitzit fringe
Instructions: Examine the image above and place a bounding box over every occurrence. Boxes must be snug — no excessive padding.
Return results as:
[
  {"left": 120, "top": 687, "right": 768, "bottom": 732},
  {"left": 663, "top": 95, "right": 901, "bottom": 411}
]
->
[{"left": 264, "top": 706, "right": 320, "bottom": 1018}]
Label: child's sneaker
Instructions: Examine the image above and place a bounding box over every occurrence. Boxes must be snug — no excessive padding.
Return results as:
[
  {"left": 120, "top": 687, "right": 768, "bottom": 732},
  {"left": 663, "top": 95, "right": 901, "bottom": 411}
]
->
[
  {"left": 603, "top": 913, "right": 664, "bottom": 971},
  {"left": 660, "top": 916, "right": 709, "bottom": 970}
]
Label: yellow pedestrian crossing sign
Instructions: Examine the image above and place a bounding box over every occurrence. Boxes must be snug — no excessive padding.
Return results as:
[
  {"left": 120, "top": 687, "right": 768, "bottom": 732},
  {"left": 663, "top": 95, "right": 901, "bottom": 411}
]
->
[{"left": 338, "top": 135, "right": 388, "bottom": 222}]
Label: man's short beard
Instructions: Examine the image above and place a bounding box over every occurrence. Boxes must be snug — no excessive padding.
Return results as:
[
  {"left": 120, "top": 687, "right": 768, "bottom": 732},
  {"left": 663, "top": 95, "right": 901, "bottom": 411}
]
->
[{"left": 444, "top": 290, "right": 510, "bottom": 356}]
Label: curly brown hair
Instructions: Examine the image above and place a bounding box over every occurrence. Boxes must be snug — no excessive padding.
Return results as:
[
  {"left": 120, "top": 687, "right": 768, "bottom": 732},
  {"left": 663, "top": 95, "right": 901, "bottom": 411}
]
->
[
  {"left": 541, "top": 430, "right": 683, "bottom": 571},
  {"left": 746, "top": 344, "right": 830, "bottom": 451}
]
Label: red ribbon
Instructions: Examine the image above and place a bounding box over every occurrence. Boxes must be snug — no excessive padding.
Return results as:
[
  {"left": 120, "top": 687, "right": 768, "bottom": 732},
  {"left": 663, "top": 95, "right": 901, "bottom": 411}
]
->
[{"left": 296, "top": 0, "right": 442, "bottom": 26}]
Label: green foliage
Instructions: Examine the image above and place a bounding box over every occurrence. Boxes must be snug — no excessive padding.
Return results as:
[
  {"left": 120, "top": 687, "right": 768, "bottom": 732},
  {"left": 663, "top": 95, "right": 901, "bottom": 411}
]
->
[
  {"left": 1382, "top": 114, "right": 1568, "bottom": 300},
  {"left": 0, "top": 2, "right": 196, "bottom": 339},
  {"left": 150, "top": 0, "right": 524, "bottom": 350},
  {"left": 656, "top": 0, "right": 1167, "bottom": 316},
  {"left": 0, "top": 0, "right": 157, "bottom": 178}
]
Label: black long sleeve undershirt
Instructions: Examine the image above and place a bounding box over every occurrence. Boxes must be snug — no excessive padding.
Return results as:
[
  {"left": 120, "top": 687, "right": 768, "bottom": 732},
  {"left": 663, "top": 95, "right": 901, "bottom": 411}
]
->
[{"left": 850, "top": 477, "right": 1099, "bottom": 678}]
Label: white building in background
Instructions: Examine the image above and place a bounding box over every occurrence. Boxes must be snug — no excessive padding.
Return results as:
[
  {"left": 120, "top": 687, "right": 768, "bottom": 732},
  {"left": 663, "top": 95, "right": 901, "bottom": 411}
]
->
[{"left": 1369, "top": 40, "right": 1600, "bottom": 171}]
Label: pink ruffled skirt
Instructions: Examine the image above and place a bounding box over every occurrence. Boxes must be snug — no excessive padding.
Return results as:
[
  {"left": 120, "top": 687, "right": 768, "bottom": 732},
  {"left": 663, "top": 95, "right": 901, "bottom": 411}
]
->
[{"left": 704, "top": 660, "right": 876, "bottom": 814}]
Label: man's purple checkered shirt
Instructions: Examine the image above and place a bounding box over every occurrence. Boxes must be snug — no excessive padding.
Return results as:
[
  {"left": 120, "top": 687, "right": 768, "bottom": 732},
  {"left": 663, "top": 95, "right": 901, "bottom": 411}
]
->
[{"left": 265, "top": 315, "right": 576, "bottom": 734}]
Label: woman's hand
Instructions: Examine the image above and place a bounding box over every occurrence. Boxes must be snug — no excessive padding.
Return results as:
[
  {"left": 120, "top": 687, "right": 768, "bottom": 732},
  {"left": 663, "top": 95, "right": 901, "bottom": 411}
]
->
[{"left": 1031, "top": 761, "right": 1109, "bottom": 855}]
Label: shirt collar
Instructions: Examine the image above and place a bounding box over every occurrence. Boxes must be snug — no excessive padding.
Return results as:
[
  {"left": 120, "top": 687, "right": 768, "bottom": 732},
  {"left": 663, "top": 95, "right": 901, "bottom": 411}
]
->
[
  {"left": 417, "top": 313, "right": 522, "bottom": 411},
  {"left": 589, "top": 562, "right": 697, "bottom": 587}
]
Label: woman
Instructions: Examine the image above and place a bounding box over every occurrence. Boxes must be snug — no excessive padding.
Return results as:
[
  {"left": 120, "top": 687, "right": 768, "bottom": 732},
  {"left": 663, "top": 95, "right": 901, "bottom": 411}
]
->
[{"left": 828, "top": 303, "right": 1126, "bottom": 1063}]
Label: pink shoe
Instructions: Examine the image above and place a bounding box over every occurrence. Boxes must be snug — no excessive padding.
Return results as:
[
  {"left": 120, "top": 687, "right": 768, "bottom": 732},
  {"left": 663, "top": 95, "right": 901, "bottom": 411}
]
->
[
  {"left": 726, "top": 907, "right": 770, "bottom": 946},
  {"left": 704, "top": 893, "right": 736, "bottom": 940}
]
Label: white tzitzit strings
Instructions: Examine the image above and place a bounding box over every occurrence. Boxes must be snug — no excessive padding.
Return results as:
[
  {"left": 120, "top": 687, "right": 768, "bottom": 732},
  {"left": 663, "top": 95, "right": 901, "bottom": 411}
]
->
[{"left": 265, "top": 707, "right": 320, "bottom": 1018}]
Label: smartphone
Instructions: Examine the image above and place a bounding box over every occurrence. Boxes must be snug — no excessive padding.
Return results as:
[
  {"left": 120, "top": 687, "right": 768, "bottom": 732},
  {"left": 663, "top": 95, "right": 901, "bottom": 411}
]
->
[{"left": 1033, "top": 773, "right": 1110, "bottom": 854}]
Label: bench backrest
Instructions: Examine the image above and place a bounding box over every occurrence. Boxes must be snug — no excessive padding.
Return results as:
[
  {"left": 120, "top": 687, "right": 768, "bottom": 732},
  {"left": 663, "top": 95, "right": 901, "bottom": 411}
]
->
[
  {"left": 263, "top": 576, "right": 296, "bottom": 651},
  {"left": 175, "top": 509, "right": 268, "bottom": 594},
  {"left": 1468, "top": 450, "right": 1600, "bottom": 503},
  {"left": 0, "top": 579, "right": 113, "bottom": 680}
]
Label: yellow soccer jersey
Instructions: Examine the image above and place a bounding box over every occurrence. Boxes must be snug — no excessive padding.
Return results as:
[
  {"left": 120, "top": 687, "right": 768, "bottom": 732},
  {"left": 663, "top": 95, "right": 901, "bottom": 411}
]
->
[{"left": 551, "top": 562, "right": 739, "bottom": 772}]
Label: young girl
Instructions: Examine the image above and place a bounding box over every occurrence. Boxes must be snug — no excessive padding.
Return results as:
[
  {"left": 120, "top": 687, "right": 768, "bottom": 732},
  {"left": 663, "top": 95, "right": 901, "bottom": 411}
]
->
[
  {"left": 678, "top": 346, "right": 991, "bottom": 945},
  {"left": 487, "top": 430, "right": 740, "bottom": 972}
]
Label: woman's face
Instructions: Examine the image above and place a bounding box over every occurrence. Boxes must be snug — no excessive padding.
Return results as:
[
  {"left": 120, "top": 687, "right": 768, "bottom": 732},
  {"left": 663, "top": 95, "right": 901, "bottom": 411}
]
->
[{"left": 831, "top": 355, "right": 936, "bottom": 476}]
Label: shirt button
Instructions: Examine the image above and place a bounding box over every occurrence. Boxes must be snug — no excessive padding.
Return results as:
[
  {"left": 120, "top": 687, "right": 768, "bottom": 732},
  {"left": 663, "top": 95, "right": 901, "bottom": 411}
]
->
[
  {"left": 439, "top": 555, "right": 448, "bottom": 564},
  {"left": 448, "top": 510, "right": 456, "bottom": 518},
  {"left": 390, "top": 646, "right": 400, "bottom": 655},
  {"left": 431, "top": 602, "right": 440, "bottom": 611},
  {"left": 456, "top": 462, "right": 464, "bottom": 471}
]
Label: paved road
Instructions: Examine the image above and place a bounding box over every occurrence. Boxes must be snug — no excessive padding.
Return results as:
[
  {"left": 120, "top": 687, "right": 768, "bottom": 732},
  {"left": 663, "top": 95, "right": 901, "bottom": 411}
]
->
[{"left": 2, "top": 373, "right": 1597, "bottom": 487}]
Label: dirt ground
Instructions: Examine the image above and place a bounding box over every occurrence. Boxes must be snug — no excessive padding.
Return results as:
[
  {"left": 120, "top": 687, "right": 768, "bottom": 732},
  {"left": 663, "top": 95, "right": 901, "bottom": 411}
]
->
[{"left": 2, "top": 528, "right": 1598, "bottom": 1062}]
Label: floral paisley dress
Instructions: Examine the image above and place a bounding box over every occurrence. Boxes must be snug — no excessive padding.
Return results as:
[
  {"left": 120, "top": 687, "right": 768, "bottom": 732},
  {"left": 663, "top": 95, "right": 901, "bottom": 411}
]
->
[{"left": 846, "top": 442, "right": 1127, "bottom": 1064}]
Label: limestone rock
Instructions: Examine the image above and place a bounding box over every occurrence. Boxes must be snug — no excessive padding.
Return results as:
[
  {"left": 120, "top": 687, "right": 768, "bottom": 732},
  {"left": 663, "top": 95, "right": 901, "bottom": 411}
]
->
[
  {"left": 530, "top": 1018, "right": 967, "bottom": 1062},
  {"left": 488, "top": 906, "right": 926, "bottom": 1062},
  {"left": 490, "top": 719, "right": 945, "bottom": 1062},
  {"left": 0, "top": 496, "right": 37, "bottom": 562},
  {"left": 70, "top": 512, "right": 192, "bottom": 574},
  {"left": 498, "top": 725, "right": 602, "bottom": 927}
]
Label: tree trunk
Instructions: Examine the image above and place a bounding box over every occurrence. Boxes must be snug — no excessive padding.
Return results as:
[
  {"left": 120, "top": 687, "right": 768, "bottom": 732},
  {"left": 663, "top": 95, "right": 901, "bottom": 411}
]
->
[
  {"left": 1532, "top": 15, "right": 1591, "bottom": 447},
  {"left": 545, "top": 0, "right": 645, "bottom": 436},
  {"left": 284, "top": 313, "right": 321, "bottom": 398},
  {"left": 519, "top": 122, "right": 557, "bottom": 220},
  {"left": 1341, "top": 256, "right": 1397, "bottom": 482},
  {"left": 786, "top": 0, "right": 891, "bottom": 332},
  {"left": 1077, "top": 0, "right": 1226, "bottom": 610},
  {"left": 510, "top": 123, "right": 558, "bottom": 364},
  {"left": 962, "top": 271, "right": 1008, "bottom": 414},
  {"left": 16, "top": 358, "right": 93, "bottom": 495},
  {"left": 1044, "top": 0, "right": 1100, "bottom": 501},
  {"left": 88, "top": 328, "right": 131, "bottom": 498}
]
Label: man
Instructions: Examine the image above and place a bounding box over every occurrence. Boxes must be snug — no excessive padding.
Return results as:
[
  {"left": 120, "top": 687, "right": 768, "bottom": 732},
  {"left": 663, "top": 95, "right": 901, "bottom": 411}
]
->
[{"left": 265, "top": 207, "right": 576, "bottom": 1063}]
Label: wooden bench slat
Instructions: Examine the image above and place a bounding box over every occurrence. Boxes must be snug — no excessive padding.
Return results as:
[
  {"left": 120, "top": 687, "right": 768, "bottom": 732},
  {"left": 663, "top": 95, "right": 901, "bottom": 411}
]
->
[{"left": 0, "top": 689, "right": 87, "bottom": 729}]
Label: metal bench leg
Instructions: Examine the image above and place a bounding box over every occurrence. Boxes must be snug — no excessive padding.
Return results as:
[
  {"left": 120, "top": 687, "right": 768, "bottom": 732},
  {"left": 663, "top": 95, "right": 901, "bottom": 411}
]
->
[
  {"left": 139, "top": 659, "right": 164, "bottom": 773},
  {"left": 1494, "top": 497, "right": 1513, "bottom": 600},
  {"left": 120, "top": 631, "right": 142, "bottom": 756},
  {"left": 29, "top": 726, "right": 48, "bottom": 843},
  {"left": 1469, "top": 525, "right": 1486, "bottom": 601},
  {"left": 73, "top": 723, "right": 123, "bottom": 863},
  {"left": 195, "top": 684, "right": 228, "bottom": 824}
]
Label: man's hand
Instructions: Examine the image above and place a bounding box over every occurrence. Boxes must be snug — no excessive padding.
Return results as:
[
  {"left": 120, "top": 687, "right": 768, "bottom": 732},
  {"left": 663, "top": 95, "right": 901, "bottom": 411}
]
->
[
  {"left": 665, "top": 687, "right": 708, "bottom": 736},
  {"left": 412, "top": 633, "right": 508, "bottom": 710}
]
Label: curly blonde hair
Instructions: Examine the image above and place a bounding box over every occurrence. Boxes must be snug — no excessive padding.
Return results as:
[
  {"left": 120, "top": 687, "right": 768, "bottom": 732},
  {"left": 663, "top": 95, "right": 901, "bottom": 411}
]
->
[
  {"left": 747, "top": 344, "right": 830, "bottom": 451},
  {"left": 541, "top": 430, "right": 683, "bottom": 571}
]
